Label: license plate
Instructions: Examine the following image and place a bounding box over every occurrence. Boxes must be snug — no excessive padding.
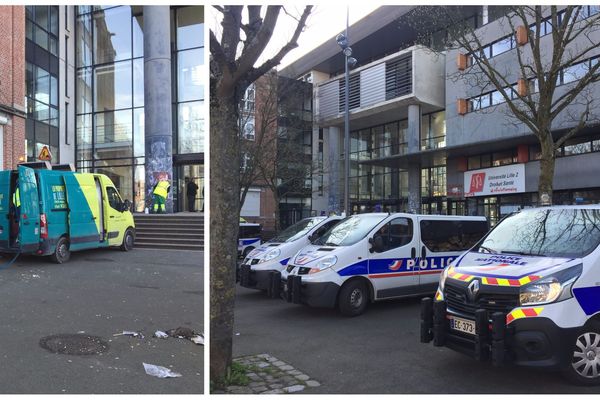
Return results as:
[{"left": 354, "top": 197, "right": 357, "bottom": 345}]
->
[{"left": 449, "top": 316, "right": 475, "bottom": 335}]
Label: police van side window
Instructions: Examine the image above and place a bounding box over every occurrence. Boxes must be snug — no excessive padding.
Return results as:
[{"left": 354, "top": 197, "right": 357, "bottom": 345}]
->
[
  {"left": 106, "top": 187, "right": 122, "bottom": 210},
  {"left": 373, "top": 218, "right": 413, "bottom": 252},
  {"left": 420, "top": 220, "right": 488, "bottom": 252}
]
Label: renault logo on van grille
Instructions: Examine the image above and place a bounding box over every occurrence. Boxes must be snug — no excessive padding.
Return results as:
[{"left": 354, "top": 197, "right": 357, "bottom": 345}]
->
[{"left": 467, "top": 279, "right": 480, "bottom": 301}]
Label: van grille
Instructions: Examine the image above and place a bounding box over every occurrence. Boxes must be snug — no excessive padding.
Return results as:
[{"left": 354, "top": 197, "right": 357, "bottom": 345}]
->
[{"left": 444, "top": 281, "right": 519, "bottom": 318}]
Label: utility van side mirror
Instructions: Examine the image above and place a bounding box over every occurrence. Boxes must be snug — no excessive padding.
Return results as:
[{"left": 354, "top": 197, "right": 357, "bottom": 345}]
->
[
  {"left": 121, "top": 199, "right": 132, "bottom": 212},
  {"left": 308, "top": 233, "right": 317, "bottom": 243}
]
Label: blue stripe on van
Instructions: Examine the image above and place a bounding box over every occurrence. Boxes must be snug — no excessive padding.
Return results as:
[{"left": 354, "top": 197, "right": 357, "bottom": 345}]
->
[
  {"left": 338, "top": 260, "right": 368, "bottom": 276},
  {"left": 279, "top": 258, "right": 290, "bottom": 266},
  {"left": 573, "top": 287, "right": 600, "bottom": 315},
  {"left": 337, "top": 256, "right": 455, "bottom": 277},
  {"left": 240, "top": 238, "right": 260, "bottom": 246}
]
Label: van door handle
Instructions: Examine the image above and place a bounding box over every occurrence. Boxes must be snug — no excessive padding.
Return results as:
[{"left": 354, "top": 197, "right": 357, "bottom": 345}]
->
[
  {"left": 411, "top": 247, "right": 416, "bottom": 258},
  {"left": 421, "top": 246, "right": 426, "bottom": 260},
  {"left": 110, "top": 216, "right": 114, "bottom": 218},
  {"left": 92, "top": 216, "right": 97, "bottom": 220},
  {"left": 23, "top": 221, "right": 30, "bottom": 225}
]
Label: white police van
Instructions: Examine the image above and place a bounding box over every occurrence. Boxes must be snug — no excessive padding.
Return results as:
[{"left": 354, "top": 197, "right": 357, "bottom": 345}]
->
[
  {"left": 238, "top": 221, "right": 262, "bottom": 258},
  {"left": 280, "top": 212, "right": 488, "bottom": 316},
  {"left": 420, "top": 205, "right": 600, "bottom": 385},
  {"left": 239, "top": 215, "right": 343, "bottom": 296}
]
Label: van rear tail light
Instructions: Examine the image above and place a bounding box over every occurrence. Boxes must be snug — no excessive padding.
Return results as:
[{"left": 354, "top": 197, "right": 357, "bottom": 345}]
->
[{"left": 40, "top": 213, "right": 48, "bottom": 239}]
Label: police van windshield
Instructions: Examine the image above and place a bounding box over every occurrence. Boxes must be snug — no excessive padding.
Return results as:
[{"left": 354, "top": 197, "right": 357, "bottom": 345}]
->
[
  {"left": 271, "top": 217, "right": 326, "bottom": 243},
  {"left": 315, "top": 214, "right": 387, "bottom": 247},
  {"left": 474, "top": 208, "right": 600, "bottom": 258}
]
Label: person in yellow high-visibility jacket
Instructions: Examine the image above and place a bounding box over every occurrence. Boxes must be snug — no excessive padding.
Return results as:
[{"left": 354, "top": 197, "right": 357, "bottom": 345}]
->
[{"left": 152, "top": 178, "right": 170, "bottom": 214}]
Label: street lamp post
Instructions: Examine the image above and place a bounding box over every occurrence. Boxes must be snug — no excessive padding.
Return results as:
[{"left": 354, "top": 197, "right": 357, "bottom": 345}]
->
[{"left": 336, "top": 11, "right": 357, "bottom": 217}]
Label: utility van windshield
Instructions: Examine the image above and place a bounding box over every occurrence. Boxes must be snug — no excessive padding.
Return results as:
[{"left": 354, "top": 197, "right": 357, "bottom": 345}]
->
[
  {"left": 271, "top": 217, "right": 325, "bottom": 243},
  {"left": 316, "top": 214, "right": 387, "bottom": 247},
  {"left": 475, "top": 208, "right": 600, "bottom": 258}
]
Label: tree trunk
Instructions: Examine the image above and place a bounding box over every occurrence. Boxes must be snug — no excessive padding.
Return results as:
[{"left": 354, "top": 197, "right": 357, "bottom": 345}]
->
[
  {"left": 210, "top": 93, "right": 241, "bottom": 382},
  {"left": 538, "top": 134, "right": 555, "bottom": 204}
]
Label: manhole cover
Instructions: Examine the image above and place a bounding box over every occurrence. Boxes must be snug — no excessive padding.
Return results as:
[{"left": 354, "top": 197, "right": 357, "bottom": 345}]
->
[{"left": 39, "top": 334, "right": 109, "bottom": 355}]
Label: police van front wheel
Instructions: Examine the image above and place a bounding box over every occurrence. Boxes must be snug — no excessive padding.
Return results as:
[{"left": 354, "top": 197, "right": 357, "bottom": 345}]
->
[
  {"left": 120, "top": 229, "right": 135, "bottom": 251},
  {"left": 338, "top": 280, "right": 368, "bottom": 317},
  {"left": 50, "top": 237, "right": 71, "bottom": 264},
  {"left": 564, "top": 322, "right": 600, "bottom": 385}
]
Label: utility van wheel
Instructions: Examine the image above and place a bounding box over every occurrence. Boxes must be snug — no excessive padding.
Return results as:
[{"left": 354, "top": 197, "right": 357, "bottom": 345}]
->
[
  {"left": 120, "top": 229, "right": 135, "bottom": 251},
  {"left": 51, "top": 237, "right": 71, "bottom": 264},
  {"left": 563, "top": 322, "right": 600, "bottom": 385},
  {"left": 338, "top": 280, "right": 368, "bottom": 317}
]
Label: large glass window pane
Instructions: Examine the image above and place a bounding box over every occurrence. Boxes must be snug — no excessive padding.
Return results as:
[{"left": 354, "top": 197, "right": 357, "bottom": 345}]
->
[
  {"left": 77, "top": 67, "right": 93, "bottom": 115},
  {"left": 34, "top": 101, "right": 49, "bottom": 122},
  {"left": 133, "top": 165, "right": 145, "bottom": 212},
  {"left": 176, "top": 6, "right": 204, "bottom": 50},
  {"left": 132, "top": 13, "right": 144, "bottom": 58},
  {"left": 177, "top": 49, "right": 204, "bottom": 102},
  {"left": 95, "top": 163, "right": 133, "bottom": 203},
  {"left": 35, "top": 121, "right": 50, "bottom": 144},
  {"left": 50, "top": 6, "right": 59, "bottom": 36},
  {"left": 34, "top": 25, "right": 48, "bottom": 50},
  {"left": 178, "top": 101, "right": 204, "bottom": 154},
  {"left": 133, "top": 107, "right": 145, "bottom": 157},
  {"left": 94, "top": 60, "right": 133, "bottom": 111},
  {"left": 76, "top": 14, "right": 92, "bottom": 67},
  {"left": 35, "top": 6, "right": 49, "bottom": 30},
  {"left": 133, "top": 58, "right": 144, "bottom": 107},
  {"left": 76, "top": 114, "right": 93, "bottom": 161},
  {"left": 94, "top": 109, "right": 133, "bottom": 159},
  {"left": 49, "top": 75, "right": 58, "bottom": 106},
  {"left": 93, "top": 6, "right": 132, "bottom": 64}
]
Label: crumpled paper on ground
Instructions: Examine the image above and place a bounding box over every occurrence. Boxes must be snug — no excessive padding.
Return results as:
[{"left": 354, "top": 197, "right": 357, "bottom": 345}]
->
[
  {"left": 190, "top": 334, "right": 204, "bottom": 345},
  {"left": 142, "top": 363, "right": 182, "bottom": 378}
]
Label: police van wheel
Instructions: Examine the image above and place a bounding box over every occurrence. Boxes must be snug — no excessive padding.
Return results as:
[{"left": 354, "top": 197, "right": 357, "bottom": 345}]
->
[
  {"left": 120, "top": 229, "right": 135, "bottom": 251},
  {"left": 338, "top": 280, "right": 368, "bottom": 317},
  {"left": 564, "top": 322, "right": 600, "bottom": 385},
  {"left": 51, "top": 237, "right": 71, "bottom": 264}
]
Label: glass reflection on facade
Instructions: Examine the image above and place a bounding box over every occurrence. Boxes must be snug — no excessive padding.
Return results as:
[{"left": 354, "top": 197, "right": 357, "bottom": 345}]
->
[{"left": 75, "top": 6, "right": 204, "bottom": 212}]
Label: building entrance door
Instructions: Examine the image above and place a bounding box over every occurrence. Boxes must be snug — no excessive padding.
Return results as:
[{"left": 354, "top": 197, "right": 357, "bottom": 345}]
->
[{"left": 175, "top": 164, "right": 204, "bottom": 212}]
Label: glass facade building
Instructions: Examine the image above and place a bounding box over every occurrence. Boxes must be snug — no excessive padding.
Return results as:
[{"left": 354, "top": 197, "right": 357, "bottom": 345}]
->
[
  {"left": 25, "top": 6, "right": 61, "bottom": 161},
  {"left": 75, "top": 5, "right": 204, "bottom": 212}
]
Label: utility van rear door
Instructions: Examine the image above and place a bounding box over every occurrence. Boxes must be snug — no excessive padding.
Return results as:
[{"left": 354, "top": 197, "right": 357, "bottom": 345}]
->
[
  {"left": 0, "top": 171, "right": 11, "bottom": 247},
  {"left": 18, "top": 166, "right": 40, "bottom": 252},
  {"left": 63, "top": 173, "right": 101, "bottom": 249}
]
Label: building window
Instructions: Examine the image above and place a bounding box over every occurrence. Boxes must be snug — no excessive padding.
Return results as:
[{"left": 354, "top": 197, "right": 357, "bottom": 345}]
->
[{"left": 421, "top": 111, "right": 446, "bottom": 150}]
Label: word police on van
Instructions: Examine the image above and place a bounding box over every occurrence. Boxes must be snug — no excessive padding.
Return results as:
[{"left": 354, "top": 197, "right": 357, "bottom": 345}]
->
[
  {"left": 239, "top": 215, "right": 342, "bottom": 296},
  {"left": 421, "top": 206, "right": 600, "bottom": 385},
  {"left": 1, "top": 164, "right": 135, "bottom": 263},
  {"left": 277, "top": 213, "right": 488, "bottom": 316}
]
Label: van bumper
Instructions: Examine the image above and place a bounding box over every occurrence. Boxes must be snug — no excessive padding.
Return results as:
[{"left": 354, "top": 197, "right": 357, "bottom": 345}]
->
[
  {"left": 238, "top": 264, "right": 273, "bottom": 291},
  {"left": 420, "top": 299, "right": 578, "bottom": 370},
  {"left": 281, "top": 275, "right": 339, "bottom": 309}
]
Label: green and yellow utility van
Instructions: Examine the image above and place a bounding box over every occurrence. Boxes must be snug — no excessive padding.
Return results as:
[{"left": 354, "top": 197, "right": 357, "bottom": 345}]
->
[{"left": 0, "top": 163, "right": 135, "bottom": 263}]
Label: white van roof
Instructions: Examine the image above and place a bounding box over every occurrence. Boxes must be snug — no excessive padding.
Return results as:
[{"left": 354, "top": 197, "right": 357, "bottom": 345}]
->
[{"left": 353, "top": 212, "right": 486, "bottom": 221}]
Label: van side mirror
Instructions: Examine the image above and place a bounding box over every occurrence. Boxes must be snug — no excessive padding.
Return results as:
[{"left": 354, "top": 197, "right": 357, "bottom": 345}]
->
[
  {"left": 121, "top": 199, "right": 132, "bottom": 212},
  {"left": 308, "top": 233, "right": 317, "bottom": 243},
  {"left": 369, "top": 235, "right": 384, "bottom": 253}
]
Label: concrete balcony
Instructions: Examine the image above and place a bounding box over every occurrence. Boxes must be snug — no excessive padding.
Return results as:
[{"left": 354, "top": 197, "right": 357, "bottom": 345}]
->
[{"left": 314, "top": 45, "right": 446, "bottom": 126}]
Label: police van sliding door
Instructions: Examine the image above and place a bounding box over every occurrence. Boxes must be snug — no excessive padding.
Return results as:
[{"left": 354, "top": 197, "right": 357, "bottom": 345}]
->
[
  {"left": 367, "top": 217, "right": 419, "bottom": 299},
  {"left": 63, "top": 174, "right": 101, "bottom": 249},
  {"left": 17, "top": 166, "right": 40, "bottom": 252}
]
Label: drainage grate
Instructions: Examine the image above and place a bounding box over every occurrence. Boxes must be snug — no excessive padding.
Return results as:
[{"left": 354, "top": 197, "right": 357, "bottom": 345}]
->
[{"left": 39, "top": 334, "right": 109, "bottom": 355}]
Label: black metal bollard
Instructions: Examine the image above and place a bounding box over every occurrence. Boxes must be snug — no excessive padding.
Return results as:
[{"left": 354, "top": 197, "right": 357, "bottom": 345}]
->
[
  {"left": 491, "top": 312, "right": 506, "bottom": 366},
  {"left": 420, "top": 297, "right": 434, "bottom": 343},
  {"left": 433, "top": 300, "right": 447, "bottom": 346},
  {"left": 475, "top": 309, "right": 489, "bottom": 361}
]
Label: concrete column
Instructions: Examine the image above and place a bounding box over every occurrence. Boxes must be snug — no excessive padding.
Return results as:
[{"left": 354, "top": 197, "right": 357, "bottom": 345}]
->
[
  {"left": 327, "top": 126, "right": 341, "bottom": 214},
  {"left": 143, "top": 6, "right": 174, "bottom": 213},
  {"left": 407, "top": 163, "right": 421, "bottom": 213},
  {"left": 407, "top": 104, "right": 421, "bottom": 154}
]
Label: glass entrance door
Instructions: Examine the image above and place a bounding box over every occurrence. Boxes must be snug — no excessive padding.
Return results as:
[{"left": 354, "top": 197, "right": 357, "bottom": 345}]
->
[{"left": 176, "top": 164, "right": 204, "bottom": 212}]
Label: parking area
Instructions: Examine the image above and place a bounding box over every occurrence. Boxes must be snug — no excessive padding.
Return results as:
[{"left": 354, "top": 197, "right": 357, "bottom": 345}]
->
[
  {"left": 233, "top": 285, "right": 599, "bottom": 394},
  {"left": 0, "top": 248, "right": 203, "bottom": 394}
]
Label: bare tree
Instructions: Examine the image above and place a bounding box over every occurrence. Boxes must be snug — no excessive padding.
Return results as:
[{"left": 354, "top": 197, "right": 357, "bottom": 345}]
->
[
  {"left": 210, "top": 5, "right": 312, "bottom": 382},
  {"left": 412, "top": 6, "right": 600, "bottom": 201}
]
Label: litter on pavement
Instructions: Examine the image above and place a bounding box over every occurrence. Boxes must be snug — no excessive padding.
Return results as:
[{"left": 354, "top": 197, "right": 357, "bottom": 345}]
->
[
  {"left": 154, "top": 330, "right": 169, "bottom": 339},
  {"left": 142, "top": 363, "right": 182, "bottom": 378},
  {"left": 191, "top": 334, "right": 204, "bottom": 345},
  {"left": 113, "top": 331, "right": 144, "bottom": 339}
]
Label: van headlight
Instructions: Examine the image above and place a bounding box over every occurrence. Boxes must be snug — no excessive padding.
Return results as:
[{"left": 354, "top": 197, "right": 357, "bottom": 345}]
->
[
  {"left": 258, "top": 248, "right": 280, "bottom": 264},
  {"left": 519, "top": 264, "right": 583, "bottom": 306},
  {"left": 309, "top": 256, "right": 337, "bottom": 274}
]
